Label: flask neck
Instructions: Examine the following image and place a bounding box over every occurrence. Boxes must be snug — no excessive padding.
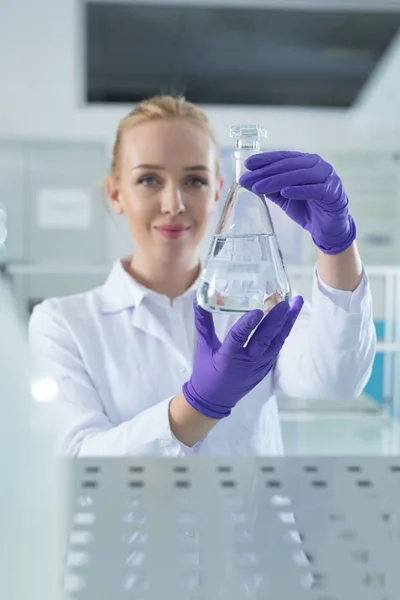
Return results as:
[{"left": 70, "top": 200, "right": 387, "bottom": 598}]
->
[{"left": 233, "top": 140, "right": 261, "bottom": 183}]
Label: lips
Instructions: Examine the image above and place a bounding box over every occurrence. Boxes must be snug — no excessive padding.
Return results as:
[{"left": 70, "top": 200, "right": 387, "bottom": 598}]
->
[
  {"left": 155, "top": 225, "right": 188, "bottom": 231},
  {"left": 154, "top": 224, "right": 191, "bottom": 239}
]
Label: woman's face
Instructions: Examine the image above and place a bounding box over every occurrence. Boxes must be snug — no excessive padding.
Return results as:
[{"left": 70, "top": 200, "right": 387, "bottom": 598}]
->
[{"left": 108, "top": 118, "right": 223, "bottom": 267}]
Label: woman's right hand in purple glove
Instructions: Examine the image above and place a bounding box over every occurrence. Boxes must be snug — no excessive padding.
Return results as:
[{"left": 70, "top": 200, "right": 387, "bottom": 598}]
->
[{"left": 182, "top": 296, "right": 304, "bottom": 419}]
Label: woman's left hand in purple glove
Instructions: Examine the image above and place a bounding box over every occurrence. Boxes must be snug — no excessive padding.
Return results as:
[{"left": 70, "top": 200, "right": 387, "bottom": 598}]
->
[{"left": 239, "top": 151, "right": 356, "bottom": 255}]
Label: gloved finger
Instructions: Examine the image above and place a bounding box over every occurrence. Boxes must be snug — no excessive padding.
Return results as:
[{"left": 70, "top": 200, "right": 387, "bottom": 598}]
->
[
  {"left": 260, "top": 296, "right": 304, "bottom": 359},
  {"left": 259, "top": 192, "right": 288, "bottom": 210},
  {"left": 245, "top": 301, "right": 291, "bottom": 358},
  {"left": 193, "top": 299, "right": 221, "bottom": 349},
  {"left": 222, "top": 309, "right": 264, "bottom": 354},
  {"left": 281, "top": 178, "right": 343, "bottom": 208},
  {"left": 240, "top": 154, "right": 319, "bottom": 188},
  {"left": 252, "top": 167, "right": 327, "bottom": 196},
  {"left": 244, "top": 151, "right": 305, "bottom": 170},
  {"left": 281, "top": 183, "right": 327, "bottom": 202}
]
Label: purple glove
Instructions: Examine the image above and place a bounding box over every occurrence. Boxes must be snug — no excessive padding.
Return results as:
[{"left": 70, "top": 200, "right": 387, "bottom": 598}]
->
[
  {"left": 240, "top": 151, "right": 356, "bottom": 255},
  {"left": 182, "top": 296, "right": 304, "bottom": 419}
]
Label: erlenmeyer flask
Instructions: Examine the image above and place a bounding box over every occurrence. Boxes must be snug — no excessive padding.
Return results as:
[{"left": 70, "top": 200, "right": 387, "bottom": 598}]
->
[{"left": 197, "top": 124, "right": 291, "bottom": 314}]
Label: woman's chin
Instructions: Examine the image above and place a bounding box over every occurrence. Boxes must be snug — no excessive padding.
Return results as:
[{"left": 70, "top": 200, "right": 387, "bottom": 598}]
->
[{"left": 153, "top": 241, "right": 199, "bottom": 265}]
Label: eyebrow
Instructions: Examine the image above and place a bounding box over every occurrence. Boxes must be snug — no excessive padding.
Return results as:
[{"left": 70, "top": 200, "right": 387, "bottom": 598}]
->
[{"left": 131, "top": 164, "right": 210, "bottom": 172}]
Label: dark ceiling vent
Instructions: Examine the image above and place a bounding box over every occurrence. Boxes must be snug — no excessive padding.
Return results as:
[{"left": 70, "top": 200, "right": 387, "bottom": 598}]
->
[{"left": 85, "top": 2, "right": 400, "bottom": 108}]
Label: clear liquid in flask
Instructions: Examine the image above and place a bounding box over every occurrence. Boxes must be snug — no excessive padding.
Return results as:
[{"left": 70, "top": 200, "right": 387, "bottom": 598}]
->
[{"left": 197, "top": 232, "right": 291, "bottom": 314}]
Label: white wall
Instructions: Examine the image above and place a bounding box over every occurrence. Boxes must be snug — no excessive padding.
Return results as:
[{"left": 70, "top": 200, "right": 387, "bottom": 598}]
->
[
  {"left": 354, "top": 28, "right": 400, "bottom": 118},
  {"left": 1, "top": 0, "right": 400, "bottom": 156}
]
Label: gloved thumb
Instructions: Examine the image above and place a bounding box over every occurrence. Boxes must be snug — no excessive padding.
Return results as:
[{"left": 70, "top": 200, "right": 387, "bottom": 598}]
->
[
  {"left": 223, "top": 309, "right": 264, "bottom": 352},
  {"left": 193, "top": 298, "right": 220, "bottom": 349}
]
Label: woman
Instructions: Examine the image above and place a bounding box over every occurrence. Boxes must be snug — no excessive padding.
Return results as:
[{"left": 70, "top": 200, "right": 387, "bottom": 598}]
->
[{"left": 29, "top": 96, "right": 376, "bottom": 457}]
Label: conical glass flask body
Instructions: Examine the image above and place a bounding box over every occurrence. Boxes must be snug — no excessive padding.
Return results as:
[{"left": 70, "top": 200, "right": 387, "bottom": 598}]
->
[{"left": 197, "top": 125, "right": 291, "bottom": 314}]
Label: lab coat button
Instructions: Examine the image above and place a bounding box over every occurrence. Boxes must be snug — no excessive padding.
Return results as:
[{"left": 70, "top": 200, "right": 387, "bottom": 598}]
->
[{"left": 179, "top": 366, "right": 188, "bottom": 374}]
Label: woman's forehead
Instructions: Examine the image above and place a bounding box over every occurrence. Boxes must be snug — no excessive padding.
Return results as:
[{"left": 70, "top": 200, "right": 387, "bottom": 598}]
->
[{"left": 121, "top": 119, "right": 216, "bottom": 168}]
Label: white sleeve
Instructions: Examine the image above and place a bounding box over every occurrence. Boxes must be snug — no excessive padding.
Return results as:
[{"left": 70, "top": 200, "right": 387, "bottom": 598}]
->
[
  {"left": 315, "top": 267, "right": 368, "bottom": 312},
  {"left": 272, "top": 267, "right": 376, "bottom": 401},
  {"left": 29, "top": 304, "right": 205, "bottom": 458}
]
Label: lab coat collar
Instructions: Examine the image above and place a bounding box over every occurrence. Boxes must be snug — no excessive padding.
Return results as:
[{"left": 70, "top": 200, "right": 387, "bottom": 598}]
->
[{"left": 99, "top": 256, "right": 199, "bottom": 314}]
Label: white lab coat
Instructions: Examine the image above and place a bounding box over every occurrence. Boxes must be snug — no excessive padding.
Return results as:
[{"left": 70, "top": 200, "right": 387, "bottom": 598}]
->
[{"left": 29, "top": 257, "right": 376, "bottom": 457}]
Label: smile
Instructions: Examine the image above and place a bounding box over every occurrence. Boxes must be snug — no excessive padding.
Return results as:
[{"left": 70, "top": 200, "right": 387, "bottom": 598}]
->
[{"left": 154, "top": 226, "right": 191, "bottom": 239}]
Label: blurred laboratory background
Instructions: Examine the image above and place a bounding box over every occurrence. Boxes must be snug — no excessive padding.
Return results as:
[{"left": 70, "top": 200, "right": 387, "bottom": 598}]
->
[{"left": 1, "top": 0, "right": 400, "bottom": 455}]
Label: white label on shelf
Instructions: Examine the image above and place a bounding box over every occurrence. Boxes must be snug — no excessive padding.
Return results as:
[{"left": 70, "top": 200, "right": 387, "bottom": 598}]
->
[{"left": 36, "top": 189, "right": 92, "bottom": 230}]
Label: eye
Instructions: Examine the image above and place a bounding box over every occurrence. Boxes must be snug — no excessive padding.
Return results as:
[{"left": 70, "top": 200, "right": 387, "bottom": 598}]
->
[
  {"left": 186, "top": 177, "right": 208, "bottom": 188},
  {"left": 138, "top": 175, "right": 159, "bottom": 187}
]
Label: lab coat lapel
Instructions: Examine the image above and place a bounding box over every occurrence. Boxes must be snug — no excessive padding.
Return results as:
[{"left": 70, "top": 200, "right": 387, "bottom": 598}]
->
[
  {"left": 131, "top": 302, "right": 172, "bottom": 347},
  {"left": 131, "top": 301, "right": 193, "bottom": 372},
  {"left": 100, "top": 258, "right": 194, "bottom": 368}
]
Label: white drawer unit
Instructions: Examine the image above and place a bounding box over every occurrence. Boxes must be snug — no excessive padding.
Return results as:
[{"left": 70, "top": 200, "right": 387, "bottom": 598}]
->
[{"left": 64, "top": 456, "right": 400, "bottom": 600}]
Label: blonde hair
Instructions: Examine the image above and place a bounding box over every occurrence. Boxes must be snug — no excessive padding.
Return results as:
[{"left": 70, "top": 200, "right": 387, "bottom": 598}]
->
[{"left": 109, "top": 95, "right": 221, "bottom": 178}]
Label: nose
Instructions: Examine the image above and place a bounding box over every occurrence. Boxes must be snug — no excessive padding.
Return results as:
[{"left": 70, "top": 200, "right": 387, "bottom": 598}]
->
[{"left": 160, "top": 185, "right": 185, "bottom": 216}]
